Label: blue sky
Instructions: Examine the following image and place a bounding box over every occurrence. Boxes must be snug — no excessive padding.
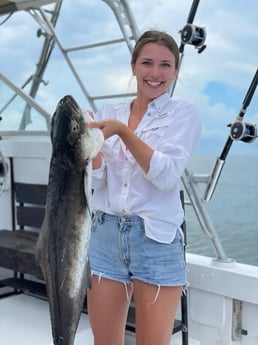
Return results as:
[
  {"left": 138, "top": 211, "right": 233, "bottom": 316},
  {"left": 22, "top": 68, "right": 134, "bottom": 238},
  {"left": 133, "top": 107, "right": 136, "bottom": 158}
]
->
[{"left": 0, "top": 0, "right": 257, "bottom": 155}]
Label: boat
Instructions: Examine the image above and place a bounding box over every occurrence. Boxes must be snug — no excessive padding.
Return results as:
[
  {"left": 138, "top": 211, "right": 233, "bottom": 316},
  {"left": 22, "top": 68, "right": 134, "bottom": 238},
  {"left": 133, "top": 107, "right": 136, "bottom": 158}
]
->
[{"left": 0, "top": 1, "right": 257, "bottom": 344}]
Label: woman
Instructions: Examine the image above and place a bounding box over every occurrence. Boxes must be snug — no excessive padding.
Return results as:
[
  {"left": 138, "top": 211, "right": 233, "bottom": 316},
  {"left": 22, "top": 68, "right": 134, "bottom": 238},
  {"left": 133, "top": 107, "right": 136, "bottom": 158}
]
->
[{"left": 86, "top": 30, "right": 201, "bottom": 345}]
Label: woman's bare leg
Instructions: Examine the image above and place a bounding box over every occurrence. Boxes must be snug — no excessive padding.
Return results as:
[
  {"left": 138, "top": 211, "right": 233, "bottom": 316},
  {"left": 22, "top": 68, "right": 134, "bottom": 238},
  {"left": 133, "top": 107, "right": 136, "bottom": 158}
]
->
[
  {"left": 87, "top": 275, "right": 133, "bottom": 345},
  {"left": 133, "top": 279, "right": 182, "bottom": 345}
]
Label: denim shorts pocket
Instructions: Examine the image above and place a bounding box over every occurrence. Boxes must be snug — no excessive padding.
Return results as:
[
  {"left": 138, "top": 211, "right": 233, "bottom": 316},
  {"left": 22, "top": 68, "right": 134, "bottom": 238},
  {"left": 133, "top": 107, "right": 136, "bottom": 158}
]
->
[
  {"left": 172, "top": 229, "right": 184, "bottom": 244},
  {"left": 91, "top": 213, "right": 99, "bottom": 233}
]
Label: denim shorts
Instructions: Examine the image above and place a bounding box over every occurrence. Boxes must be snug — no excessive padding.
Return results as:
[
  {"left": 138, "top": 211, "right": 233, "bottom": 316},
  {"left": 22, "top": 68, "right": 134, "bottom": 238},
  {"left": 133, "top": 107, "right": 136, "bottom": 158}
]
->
[{"left": 89, "top": 211, "right": 186, "bottom": 286}]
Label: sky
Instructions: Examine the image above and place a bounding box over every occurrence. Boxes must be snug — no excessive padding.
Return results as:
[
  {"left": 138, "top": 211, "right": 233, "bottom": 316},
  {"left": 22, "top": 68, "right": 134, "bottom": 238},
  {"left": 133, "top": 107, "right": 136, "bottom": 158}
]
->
[{"left": 0, "top": 0, "right": 257, "bottom": 156}]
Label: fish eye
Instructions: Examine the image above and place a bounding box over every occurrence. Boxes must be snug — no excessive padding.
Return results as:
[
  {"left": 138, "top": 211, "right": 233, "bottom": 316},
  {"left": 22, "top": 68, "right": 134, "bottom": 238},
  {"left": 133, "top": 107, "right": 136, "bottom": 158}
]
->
[
  {"left": 72, "top": 125, "right": 79, "bottom": 132},
  {"left": 70, "top": 119, "right": 80, "bottom": 132}
]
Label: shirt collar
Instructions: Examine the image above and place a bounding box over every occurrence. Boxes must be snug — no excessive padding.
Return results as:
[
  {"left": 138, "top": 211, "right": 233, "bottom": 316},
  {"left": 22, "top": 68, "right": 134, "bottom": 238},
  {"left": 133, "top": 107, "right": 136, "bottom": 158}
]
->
[{"left": 148, "top": 92, "right": 171, "bottom": 113}]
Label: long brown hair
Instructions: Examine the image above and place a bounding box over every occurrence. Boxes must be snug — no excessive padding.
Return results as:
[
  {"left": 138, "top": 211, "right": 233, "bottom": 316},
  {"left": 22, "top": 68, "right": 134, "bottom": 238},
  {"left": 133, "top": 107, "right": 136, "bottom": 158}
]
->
[{"left": 131, "top": 30, "right": 179, "bottom": 69}]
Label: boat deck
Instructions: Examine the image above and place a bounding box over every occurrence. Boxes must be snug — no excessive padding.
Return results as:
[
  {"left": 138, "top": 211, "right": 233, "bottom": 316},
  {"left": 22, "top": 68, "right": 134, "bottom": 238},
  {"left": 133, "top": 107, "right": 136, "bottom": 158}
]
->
[
  {"left": 0, "top": 293, "right": 197, "bottom": 345},
  {"left": 0, "top": 267, "right": 200, "bottom": 345},
  {"left": 0, "top": 293, "right": 133, "bottom": 345}
]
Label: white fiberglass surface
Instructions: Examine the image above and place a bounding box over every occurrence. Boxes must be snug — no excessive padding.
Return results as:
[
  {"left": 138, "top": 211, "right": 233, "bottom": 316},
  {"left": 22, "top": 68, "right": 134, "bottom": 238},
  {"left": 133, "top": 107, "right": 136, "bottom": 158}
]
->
[
  {"left": 0, "top": 294, "right": 140, "bottom": 345},
  {"left": 0, "top": 293, "right": 189, "bottom": 345},
  {"left": 0, "top": 294, "right": 93, "bottom": 345}
]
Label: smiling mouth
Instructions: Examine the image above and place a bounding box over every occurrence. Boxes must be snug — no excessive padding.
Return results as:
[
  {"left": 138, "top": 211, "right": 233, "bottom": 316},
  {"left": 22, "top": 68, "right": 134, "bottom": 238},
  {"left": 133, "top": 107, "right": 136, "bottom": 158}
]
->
[{"left": 145, "top": 80, "right": 164, "bottom": 88}]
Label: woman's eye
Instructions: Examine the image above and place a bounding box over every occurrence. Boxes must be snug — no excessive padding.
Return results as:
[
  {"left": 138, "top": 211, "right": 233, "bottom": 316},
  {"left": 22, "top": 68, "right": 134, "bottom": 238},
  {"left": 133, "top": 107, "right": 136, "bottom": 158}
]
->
[
  {"left": 142, "top": 60, "right": 152, "bottom": 65},
  {"left": 162, "top": 62, "right": 171, "bottom": 68}
]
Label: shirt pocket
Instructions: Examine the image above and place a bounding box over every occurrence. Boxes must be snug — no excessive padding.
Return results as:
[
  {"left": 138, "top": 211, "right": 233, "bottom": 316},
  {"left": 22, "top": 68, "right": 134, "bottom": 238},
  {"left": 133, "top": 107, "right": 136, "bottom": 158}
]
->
[
  {"left": 140, "top": 117, "right": 171, "bottom": 149},
  {"left": 101, "top": 136, "right": 121, "bottom": 163}
]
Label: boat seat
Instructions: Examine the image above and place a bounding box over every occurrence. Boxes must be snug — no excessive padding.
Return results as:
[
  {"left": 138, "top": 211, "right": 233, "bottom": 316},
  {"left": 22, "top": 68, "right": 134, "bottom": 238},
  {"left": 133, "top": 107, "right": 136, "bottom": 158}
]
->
[
  {"left": 0, "top": 182, "right": 46, "bottom": 290},
  {"left": 0, "top": 229, "right": 42, "bottom": 277},
  {"left": 0, "top": 181, "right": 188, "bottom": 344}
]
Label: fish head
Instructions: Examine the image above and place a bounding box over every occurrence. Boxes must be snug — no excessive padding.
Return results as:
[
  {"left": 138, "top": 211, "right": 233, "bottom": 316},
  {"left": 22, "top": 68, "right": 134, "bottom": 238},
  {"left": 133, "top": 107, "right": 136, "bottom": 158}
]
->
[{"left": 51, "top": 95, "right": 103, "bottom": 162}]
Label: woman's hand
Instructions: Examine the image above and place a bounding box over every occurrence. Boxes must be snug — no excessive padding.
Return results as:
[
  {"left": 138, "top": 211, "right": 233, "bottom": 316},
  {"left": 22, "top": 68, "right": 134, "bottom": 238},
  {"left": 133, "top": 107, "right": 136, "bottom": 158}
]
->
[
  {"left": 87, "top": 118, "right": 153, "bottom": 174},
  {"left": 86, "top": 118, "right": 127, "bottom": 140},
  {"left": 86, "top": 118, "right": 128, "bottom": 170}
]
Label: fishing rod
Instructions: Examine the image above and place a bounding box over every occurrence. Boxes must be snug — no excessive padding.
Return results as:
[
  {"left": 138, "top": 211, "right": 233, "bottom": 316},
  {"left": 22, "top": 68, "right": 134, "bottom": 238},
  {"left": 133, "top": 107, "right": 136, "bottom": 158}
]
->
[
  {"left": 170, "top": 0, "right": 207, "bottom": 96},
  {"left": 204, "top": 68, "right": 258, "bottom": 201},
  {"left": 179, "top": 0, "right": 207, "bottom": 54}
]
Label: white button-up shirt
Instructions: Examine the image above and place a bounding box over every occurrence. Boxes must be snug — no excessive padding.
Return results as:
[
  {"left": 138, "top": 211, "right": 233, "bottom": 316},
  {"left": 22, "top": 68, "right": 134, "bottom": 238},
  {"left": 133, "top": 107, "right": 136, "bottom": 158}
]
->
[{"left": 92, "top": 93, "right": 201, "bottom": 243}]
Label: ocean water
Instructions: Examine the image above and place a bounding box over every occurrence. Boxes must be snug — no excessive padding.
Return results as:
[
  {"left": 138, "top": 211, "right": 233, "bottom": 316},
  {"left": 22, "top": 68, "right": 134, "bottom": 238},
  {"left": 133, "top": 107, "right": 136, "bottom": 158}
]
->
[{"left": 184, "top": 154, "right": 258, "bottom": 266}]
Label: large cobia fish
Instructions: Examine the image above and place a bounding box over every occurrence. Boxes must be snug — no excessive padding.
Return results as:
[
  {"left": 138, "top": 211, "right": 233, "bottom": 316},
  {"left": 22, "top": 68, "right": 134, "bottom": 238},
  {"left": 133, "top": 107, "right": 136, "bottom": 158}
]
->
[{"left": 35, "top": 95, "right": 103, "bottom": 345}]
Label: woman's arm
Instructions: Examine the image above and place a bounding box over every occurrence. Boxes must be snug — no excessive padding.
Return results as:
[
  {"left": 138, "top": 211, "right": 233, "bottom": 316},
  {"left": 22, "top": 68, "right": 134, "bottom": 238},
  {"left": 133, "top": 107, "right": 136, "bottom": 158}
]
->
[{"left": 86, "top": 119, "right": 154, "bottom": 174}]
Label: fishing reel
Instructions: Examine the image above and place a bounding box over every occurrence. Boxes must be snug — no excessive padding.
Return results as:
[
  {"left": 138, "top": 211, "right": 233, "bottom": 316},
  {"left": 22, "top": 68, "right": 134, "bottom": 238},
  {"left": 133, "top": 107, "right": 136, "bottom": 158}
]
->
[
  {"left": 37, "top": 28, "right": 52, "bottom": 39},
  {"left": 228, "top": 120, "right": 257, "bottom": 143},
  {"left": 180, "top": 24, "right": 207, "bottom": 53}
]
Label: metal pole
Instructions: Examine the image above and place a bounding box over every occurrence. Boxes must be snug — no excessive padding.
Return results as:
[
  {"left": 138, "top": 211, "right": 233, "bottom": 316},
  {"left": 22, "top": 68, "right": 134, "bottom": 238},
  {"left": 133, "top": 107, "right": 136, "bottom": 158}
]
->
[{"left": 204, "top": 68, "right": 258, "bottom": 201}]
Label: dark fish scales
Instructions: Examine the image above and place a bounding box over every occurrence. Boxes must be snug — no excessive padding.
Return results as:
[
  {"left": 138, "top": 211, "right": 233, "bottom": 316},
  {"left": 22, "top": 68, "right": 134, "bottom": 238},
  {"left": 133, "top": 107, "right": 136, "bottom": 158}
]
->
[{"left": 35, "top": 95, "right": 103, "bottom": 345}]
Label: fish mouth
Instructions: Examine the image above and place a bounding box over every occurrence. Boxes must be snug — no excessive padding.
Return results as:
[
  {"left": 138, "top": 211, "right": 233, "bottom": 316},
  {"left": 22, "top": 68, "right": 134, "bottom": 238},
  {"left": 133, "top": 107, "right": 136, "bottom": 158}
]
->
[
  {"left": 53, "top": 95, "right": 104, "bottom": 159},
  {"left": 59, "top": 95, "right": 80, "bottom": 114}
]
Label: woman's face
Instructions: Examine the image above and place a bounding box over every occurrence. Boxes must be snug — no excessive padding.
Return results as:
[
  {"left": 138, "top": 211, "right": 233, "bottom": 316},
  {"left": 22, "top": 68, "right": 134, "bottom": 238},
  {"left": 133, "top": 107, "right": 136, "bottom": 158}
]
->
[{"left": 131, "top": 42, "right": 177, "bottom": 101}]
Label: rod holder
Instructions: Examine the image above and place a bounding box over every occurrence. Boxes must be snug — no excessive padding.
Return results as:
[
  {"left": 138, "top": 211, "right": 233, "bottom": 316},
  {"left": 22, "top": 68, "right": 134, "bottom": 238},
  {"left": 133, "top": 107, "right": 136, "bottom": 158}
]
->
[{"left": 204, "top": 158, "right": 225, "bottom": 201}]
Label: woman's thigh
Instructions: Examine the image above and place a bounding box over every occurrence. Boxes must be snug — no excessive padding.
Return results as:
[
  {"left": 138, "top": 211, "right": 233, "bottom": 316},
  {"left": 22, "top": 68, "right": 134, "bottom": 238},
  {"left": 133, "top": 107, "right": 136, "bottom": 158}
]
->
[
  {"left": 87, "top": 275, "right": 133, "bottom": 345},
  {"left": 133, "top": 279, "right": 182, "bottom": 345}
]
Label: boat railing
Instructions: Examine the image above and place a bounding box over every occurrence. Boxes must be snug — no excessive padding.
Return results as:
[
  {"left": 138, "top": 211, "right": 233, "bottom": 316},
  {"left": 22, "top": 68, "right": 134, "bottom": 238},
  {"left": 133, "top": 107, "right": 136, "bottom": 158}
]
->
[
  {"left": 0, "top": 72, "right": 51, "bottom": 132},
  {"left": 30, "top": 0, "right": 139, "bottom": 114}
]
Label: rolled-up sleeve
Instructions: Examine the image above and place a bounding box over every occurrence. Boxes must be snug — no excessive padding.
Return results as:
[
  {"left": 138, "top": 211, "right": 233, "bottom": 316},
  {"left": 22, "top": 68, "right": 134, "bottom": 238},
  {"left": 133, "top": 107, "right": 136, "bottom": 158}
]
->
[
  {"left": 146, "top": 147, "right": 189, "bottom": 191},
  {"left": 145, "top": 101, "right": 201, "bottom": 191}
]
